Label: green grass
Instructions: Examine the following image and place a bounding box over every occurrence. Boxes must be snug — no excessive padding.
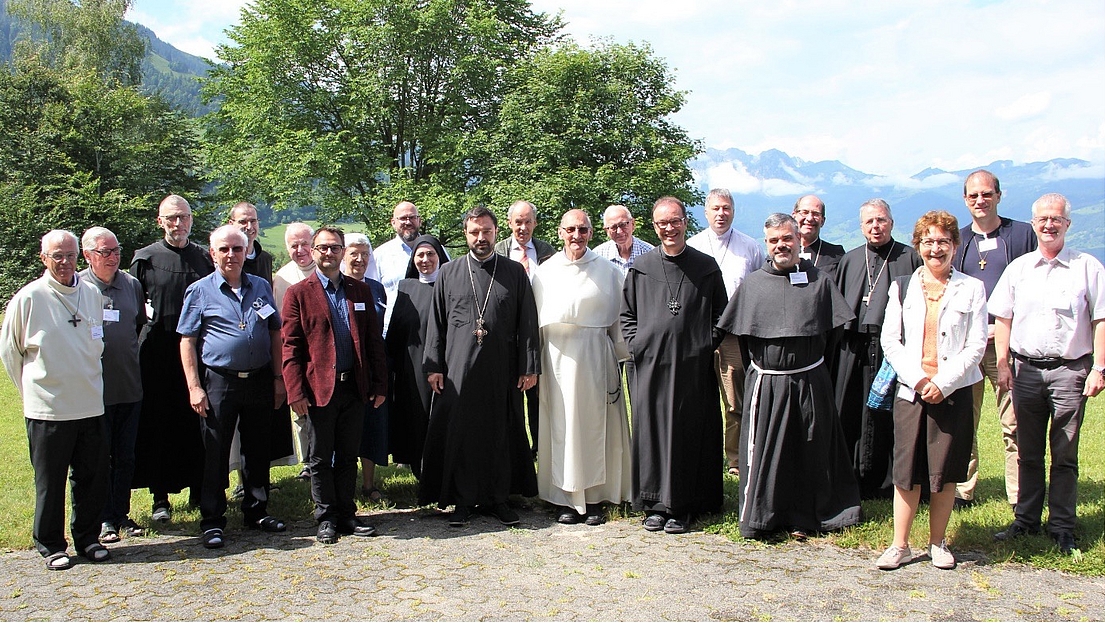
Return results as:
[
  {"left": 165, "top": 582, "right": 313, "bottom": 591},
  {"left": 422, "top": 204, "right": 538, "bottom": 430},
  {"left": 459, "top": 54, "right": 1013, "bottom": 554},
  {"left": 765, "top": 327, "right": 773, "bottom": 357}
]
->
[{"left": 256, "top": 220, "right": 376, "bottom": 268}]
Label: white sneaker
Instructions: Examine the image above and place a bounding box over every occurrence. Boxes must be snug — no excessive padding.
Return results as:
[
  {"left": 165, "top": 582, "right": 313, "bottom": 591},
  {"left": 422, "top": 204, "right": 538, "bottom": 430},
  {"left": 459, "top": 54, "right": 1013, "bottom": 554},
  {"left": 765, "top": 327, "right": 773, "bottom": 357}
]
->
[
  {"left": 930, "top": 541, "right": 956, "bottom": 569},
  {"left": 876, "top": 544, "right": 912, "bottom": 570}
]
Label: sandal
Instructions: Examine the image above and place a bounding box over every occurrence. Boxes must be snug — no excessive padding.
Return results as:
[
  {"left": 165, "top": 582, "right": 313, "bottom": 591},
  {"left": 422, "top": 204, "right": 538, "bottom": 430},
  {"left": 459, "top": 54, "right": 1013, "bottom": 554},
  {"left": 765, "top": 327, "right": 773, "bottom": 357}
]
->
[
  {"left": 119, "top": 518, "right": 145, "bottom": 538},
  {"left": 79, "top": 543, "right": 111, "bottom": 563},
  {"left": 202, "top": 528, "right": 224, "bottom": 549},
  {"left": 361, "top": 487, "right": 386, "bottom": 503},
  {"left": 99, "top": 522, "right": 120, "bottom": 543},
  {"left": 249, "top": 516, "right": 287, "bottom": 533},
  {"left": 45, "top": 551, "right": 73, "bottom": 571}
]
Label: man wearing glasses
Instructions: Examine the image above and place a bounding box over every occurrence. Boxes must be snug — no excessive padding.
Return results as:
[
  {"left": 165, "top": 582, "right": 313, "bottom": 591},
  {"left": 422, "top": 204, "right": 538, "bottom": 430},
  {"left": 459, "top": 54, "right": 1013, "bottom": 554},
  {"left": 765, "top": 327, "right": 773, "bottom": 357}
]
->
[
  {"left": 950, "top": 171, "right": 1036, "bottom": 511},
  {"left": 373, "top": 201, "right": 425, "bottom": 333},
  {"left": 792, "top": 195, "right": 845, "bottom": 277},
  {"left": 991, "top": 193, "right": 1105, "bottom": 555},
  {"left": 79, "top": 227, "right": 147, "bottom": 544},
  {"left": 282, "top": 227, "right": 388, "bottom": 543},
  {"left": 594, "top": 204, "right": 654, "bottom": 277}
]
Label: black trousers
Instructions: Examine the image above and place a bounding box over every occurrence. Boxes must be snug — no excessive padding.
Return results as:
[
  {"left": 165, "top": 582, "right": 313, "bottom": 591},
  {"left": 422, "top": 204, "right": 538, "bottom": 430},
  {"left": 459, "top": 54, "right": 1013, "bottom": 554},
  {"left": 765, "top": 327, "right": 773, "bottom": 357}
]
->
[
  {"left": 26, "top": 416, "right": 108, "bottom": 557},
  {"left": 307, "top": 380, "right": 365, "bottom": 523},
  {"left": 200, "top": 369, "right": 273, "bottom": 530}
]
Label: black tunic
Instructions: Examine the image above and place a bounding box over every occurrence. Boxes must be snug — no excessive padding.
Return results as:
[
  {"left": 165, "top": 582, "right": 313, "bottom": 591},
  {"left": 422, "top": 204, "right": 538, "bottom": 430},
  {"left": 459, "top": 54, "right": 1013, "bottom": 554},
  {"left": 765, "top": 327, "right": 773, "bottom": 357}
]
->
[
  {"left": 830, "top": 240, "right": 921, "bottom": 499},
  {"left": 800, "top": 238, "right": 847, "bottom": 279},
  {"left": 621, "top": 246, "right": 727, "bottom": 516},
  {"left": 419, "top": 253, "right": 539, "bottom": 507},
  {"left": 717, "top": 260, "right": 860, "bottom": 537},
  {"left": 130, "top": 239, "right": 213, "bottom": 493},
  {"left": 386, "top": 278, "right": 435, "bottom": 477}
]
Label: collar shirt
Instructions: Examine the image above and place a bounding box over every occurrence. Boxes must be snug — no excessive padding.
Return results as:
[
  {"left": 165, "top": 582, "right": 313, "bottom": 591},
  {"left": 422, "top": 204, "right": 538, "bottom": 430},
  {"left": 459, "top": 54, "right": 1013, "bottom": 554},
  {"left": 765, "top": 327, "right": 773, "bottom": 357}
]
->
[
  {"left": 507, "top": 237, "right": 539, "bottom": 282},
  {"left": 687, "top": 227, "right": 766, "bottom": 299},
  {"left": 80, "top": 268, "right": 146, "bottom": 405},
  {"left": 373, "top": 235, "right": 414, "bottom": 334},
  {"left": 594, "top": 237, "right": 655, "bottom": 277},
  {"left": 317, "top": 270, "right": 355, "bottom": 372},
  {"left": 988, "top": 246, "right": 1105, "bottom": 360},
  {"left": 177, "top": 271, "right": 280, "bottom": 371}
]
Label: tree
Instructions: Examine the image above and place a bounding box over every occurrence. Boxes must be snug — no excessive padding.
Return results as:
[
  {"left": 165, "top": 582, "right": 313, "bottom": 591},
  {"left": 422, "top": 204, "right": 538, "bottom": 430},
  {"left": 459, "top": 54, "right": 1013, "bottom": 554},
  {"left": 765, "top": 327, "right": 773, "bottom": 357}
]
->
[
  {"left": 202, "top": 0, "right": 561, "bottom": 247},
  {"left": 468, "top": 40, "right": 702, "bottom": 243}
]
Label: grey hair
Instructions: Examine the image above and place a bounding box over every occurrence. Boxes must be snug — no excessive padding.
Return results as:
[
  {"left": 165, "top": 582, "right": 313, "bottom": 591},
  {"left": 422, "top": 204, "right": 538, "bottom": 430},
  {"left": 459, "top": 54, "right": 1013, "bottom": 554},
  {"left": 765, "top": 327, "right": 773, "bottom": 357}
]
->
[
  {"left": 1031, "top": 193, "right": 1071, "bottom": 219},
  {"left": 507, "top": 200, "right": 536, "bottom": 220},
  {"left": 284, "top": 222, "right": 314, "bottom": 243},
  {"left": 81, "top": 226, "right": 117, "bottom": 250},
  {"left": 706, "top": 188, "right": 733, "bottom": 204},
  {"left": 41, "top": 229, "right": 78, "bottom": 253},
  {"left": 344, "top": 232, "right": 372, "bottom": 252},
  {"left": 210, "top": 225, "right": 247, "bottom": 248},
  {"left": 763, "top": 213, "right": 800, "bottom": 237},
  {"left": 859, "top": 198, "right": 893, "bottom": 220}
]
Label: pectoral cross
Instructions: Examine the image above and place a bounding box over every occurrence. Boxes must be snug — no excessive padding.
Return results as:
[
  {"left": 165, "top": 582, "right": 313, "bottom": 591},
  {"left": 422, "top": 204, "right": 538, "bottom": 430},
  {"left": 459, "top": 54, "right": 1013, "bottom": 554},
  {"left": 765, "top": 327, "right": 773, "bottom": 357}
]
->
[
  {"left": 979, "top": 257, "right": 987, "bottom": 270},
  {"left": 667, "top": 298, "right": 681, "bottom": 316},
  {"left": 68, "top": 314, "right": 81, "bottom": 327},
  {"left": 473, "top": 318, "right": 488, "bottom": 345},
  {"left": 239, "top": 322, "right": 247, "bottom": 330}
]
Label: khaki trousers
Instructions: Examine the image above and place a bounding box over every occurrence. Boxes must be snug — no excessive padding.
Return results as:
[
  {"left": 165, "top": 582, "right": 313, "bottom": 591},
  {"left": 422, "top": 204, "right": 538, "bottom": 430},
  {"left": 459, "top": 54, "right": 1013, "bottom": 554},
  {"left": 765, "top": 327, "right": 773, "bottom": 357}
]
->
[
  {"left": 715, "top": 333, "right": 745, "bottom": 469},
  {"left": 956, "top": 340, "right": 1018, "bottom": 504}
]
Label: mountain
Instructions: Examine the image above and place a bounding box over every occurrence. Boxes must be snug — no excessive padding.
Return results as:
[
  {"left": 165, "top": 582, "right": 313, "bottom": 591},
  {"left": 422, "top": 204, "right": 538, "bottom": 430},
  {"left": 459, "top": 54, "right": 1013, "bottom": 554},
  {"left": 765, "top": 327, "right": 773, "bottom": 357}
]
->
[{"left": 689, "top": 148, "right": 1105, "bottom": 262}]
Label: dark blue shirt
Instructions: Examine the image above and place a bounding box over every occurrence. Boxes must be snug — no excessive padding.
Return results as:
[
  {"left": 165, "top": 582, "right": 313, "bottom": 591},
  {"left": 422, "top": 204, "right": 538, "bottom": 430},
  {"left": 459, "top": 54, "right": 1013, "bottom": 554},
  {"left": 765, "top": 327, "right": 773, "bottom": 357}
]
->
[
  {"left": 177, "top": 271, "right": 281, "bottom": 370},
  {"left": 318, "top": 269, "right": 355, "bottom": 372},
  {"left": 362, "top": 276, "right": 387, "bottom": 334}
]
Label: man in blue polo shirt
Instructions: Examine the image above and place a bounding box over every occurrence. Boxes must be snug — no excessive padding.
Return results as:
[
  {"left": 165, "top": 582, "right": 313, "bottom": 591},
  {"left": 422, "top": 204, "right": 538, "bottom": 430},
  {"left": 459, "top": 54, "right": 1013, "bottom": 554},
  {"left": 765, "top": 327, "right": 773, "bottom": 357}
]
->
[{"left": 179, "top": 225, "right": 287, "bottom": 549}]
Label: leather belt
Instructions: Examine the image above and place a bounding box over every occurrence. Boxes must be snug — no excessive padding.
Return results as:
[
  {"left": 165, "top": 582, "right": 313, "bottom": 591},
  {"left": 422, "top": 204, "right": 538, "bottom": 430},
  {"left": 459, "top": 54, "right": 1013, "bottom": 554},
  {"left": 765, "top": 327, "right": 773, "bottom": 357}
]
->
[
  {"left": 209, "top": 366, "right": 269, "bottom": 379},
  {"left": 1012, "top": 351, "right": 1072, "bottom": 370},
  {"left": 337, "top": 371, "right": 355, "bottom": 382}
]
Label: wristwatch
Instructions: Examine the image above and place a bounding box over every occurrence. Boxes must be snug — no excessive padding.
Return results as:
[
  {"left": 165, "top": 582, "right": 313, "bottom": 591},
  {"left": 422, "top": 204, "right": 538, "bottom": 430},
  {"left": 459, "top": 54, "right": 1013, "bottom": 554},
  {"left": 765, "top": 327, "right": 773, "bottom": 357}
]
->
[{"left": 1093, "top": 364, "right": 1105, "bottom": 375}]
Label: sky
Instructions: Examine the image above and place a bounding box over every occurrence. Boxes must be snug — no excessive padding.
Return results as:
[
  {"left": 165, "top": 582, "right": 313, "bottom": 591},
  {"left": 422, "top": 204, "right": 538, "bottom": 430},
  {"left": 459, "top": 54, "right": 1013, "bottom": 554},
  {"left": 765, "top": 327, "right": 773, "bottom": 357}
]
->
[{"left": 129, "top": 0, "right": 1105, "bottom": 179}]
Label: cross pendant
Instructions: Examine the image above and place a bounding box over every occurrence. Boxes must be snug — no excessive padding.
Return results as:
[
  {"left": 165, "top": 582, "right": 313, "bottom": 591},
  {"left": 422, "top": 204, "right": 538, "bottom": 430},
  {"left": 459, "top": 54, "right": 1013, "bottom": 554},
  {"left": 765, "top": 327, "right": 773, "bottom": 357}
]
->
[
  {"left": 667, "top": 297, "right": 681, "bottom": 316},
  {"left": 979, "top": 257, "right": 987, "bottom": 270},
  {"left": 239, "top": 322, "right": 247, "bottom": 330},
  {"left": 473, "top": 318, "right": 488, "bottom": 346},
  {"left": 68, "top": 314, "right": 81, "bottom": 327}
]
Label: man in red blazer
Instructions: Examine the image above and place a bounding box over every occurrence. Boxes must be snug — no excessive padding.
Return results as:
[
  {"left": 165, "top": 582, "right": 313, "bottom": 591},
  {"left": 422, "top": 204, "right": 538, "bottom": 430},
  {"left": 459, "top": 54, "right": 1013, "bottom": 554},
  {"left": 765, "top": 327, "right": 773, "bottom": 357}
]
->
[{"left": 281, "top": 226, "right": 388, "bottom": 544}]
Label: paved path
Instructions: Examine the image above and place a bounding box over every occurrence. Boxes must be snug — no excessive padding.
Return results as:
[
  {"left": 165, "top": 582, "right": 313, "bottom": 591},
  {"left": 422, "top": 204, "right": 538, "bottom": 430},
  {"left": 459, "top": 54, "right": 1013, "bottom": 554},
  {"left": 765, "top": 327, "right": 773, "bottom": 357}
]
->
[{"left": 3, "top": 506, "right": 1103, "bottom": 621}]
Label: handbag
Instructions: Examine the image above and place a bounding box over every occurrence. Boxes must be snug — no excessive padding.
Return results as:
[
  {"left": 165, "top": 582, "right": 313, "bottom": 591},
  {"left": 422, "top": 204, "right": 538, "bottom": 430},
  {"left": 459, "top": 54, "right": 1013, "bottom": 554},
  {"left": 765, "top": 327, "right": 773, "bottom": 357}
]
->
[{"left": 865, "top": 273, "right": 912, "bottom": 412}]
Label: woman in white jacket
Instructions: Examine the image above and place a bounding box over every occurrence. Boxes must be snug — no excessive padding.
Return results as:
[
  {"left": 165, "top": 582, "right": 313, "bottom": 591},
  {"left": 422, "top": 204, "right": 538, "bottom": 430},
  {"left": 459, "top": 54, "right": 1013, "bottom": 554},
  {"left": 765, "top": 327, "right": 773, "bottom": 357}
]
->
[{"left": 876, "top": 210, "right": 987, "bottom": 571}]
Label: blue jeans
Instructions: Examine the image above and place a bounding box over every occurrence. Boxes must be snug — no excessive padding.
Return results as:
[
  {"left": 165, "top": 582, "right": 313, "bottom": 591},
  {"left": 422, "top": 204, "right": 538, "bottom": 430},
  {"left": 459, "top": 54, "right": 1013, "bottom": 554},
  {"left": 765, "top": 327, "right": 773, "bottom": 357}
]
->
[{"left": 101, "top": 401, "right": 141, "bottom": 525}]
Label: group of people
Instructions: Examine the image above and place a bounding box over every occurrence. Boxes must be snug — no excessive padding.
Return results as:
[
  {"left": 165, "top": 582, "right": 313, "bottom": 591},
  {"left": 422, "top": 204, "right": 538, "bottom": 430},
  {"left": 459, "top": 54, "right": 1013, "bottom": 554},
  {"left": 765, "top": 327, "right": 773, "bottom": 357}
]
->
[{"left": 2, "top": 170, "right": 1102, "bottom": 575}]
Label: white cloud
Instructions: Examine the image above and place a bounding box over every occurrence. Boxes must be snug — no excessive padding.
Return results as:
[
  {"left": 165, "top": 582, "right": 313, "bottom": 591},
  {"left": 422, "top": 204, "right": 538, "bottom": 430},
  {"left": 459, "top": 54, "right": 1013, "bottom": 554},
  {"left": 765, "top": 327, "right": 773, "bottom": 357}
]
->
[
  {"left": 862, "top": 172, "right": 960, "bottom": 191},
  {"left": 995, "top": 92, "right": 1052, "bottom": 121},
  {"left": 1037, "top": 162, "right": 1105, "bottom": 181},
  {"left": 702, "top": 162, "right": 813, "bottom": 197}
]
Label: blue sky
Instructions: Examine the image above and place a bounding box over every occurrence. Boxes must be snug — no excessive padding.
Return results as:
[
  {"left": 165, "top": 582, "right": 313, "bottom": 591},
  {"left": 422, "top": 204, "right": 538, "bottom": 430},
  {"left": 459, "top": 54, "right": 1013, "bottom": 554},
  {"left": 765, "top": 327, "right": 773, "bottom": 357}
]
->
[{"left": 130, "top": 0, "right": 1105, "bottom": 182}]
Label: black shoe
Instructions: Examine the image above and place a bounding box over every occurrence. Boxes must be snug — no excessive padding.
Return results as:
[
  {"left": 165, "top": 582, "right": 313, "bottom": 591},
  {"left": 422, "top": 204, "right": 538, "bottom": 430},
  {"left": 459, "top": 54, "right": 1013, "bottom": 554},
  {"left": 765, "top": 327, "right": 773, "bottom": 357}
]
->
[
  {"left": 788, "top": 527, "right": 809, "bottom": 541},
  {"left": 642, "top": 513, "right": 666, "bottom": 532},
  {"left": 491, "top": 503, "right": 520, "bottom": 526},
  {"left": 448, "top": 505, "right": 472, "bottom": 527},
  {"left": 557, "top": 508, "right": 581, "bottom": 524},
  {"left": 202, "top": 528, "right": 224, "bottom": 549},
  {"left": 317, "top": 520, "right": 338, "bottom": 544},
  {"left": 953, "top": 497, "right": 975, "bottom": 510},
  {"left": 336, "top": 517, "right": 376, "bottom": 537},
  {"left": 993, "top": 522, "right": 1040, "bottom": 542},
  {"left": 584, "top": 504, "right": 604, "bottom": 526},
  {"left": 664, "top": 515, "right": 691, "bottom": 534},
  {"left": 296, "top": 466, "right": 311, "bottom": 480},
  {"left": 1052, "top": 532, "right": 1077, "bottom": 555}
]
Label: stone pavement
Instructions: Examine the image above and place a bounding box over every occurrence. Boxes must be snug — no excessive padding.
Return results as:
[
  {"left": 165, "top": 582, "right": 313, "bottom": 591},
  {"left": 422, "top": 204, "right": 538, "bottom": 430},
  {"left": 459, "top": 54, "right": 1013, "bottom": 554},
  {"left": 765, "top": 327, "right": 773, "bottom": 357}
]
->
[{"left": 2, "top": 505, "right": 1103, "bottom": 621}]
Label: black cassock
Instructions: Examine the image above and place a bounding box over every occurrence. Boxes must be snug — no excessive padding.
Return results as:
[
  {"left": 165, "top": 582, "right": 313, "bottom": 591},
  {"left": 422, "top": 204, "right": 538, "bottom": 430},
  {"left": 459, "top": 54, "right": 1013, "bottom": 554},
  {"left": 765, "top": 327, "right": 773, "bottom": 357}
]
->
[
  {"left": 621, "top": 246, "right": 727, "bottom": 516},
  {"left": 718, "top": 260, "right": 860, "bottom": 537},
  {"left": 420, "top": 253, "right": 539, "bottom": 507},
  {"left": 800, "top": 238, "right": 846, "bottom": 279},
  {"left": 130, "top": 239, "right": 212, "bottom": 494},
  {"left": 830, "top": 240, "right": 921, "bottom": 499},
  {"left": 386, "top": 278, "right": 434, "bottom": 478}
]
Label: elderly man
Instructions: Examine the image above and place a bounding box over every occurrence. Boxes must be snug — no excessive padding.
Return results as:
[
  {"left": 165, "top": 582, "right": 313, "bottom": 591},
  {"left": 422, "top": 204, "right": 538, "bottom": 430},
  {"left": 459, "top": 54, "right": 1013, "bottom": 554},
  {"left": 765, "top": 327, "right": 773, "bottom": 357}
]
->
[
  {"left": 792, "top": 195, "right": 846, "bottom": 276},
  {"left": 282, "top": 227, "right": 388, "bottom": 544},
  {"left": 131, "top": 195, "right": 213, "bottom": 522},
  {"left": 832, "top": 199, "right": 921, "bottom": 499},
  {"left": 373, "top": 201, "right": 424, "bottom": 332},
  {"left": 79, "top": 227, "right": 147, "bottom": 543},
  {"left": 950, "top": 171, "right": 1036, "bottom": 509},
  {"left": 687, "top": 188, "right": 764, "bottom": 477},
  {"left": 2, "top": 230, "right": 110, "bottom": 570},
  {"left": 495, "top": 200, "right": 555, "bottom": 458},
  {"left": 422, "top": 206, "right": 540, "bottom": 527},
  {"left": 228, "top": 202, "right": 274, "bottom": 282},
  {"left": 532, "top": 209, "right": 632, "bottom": 526},
  {"left": 272, "top": 221, "right": 316, "bottom": 475},
  {"left": 718, "top": 214, "right": 860, "bottom": 540},
  {"left": 594, "top": 204, "right": 654, "bottom": 277},
  {"left": 991, "top": 193, "right": 1105, "bottom": 555},
  {"left": 622, "top": 196, "right": 728, "bottom": 534},
  {"left": 178, "top": 226, "right": 287, "bottom": 548}
]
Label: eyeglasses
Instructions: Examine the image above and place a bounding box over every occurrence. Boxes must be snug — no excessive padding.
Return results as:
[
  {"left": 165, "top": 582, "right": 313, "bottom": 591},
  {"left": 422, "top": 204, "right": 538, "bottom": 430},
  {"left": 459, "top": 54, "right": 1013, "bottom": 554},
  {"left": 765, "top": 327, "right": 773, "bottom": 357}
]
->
[
  {"left": 394, "top": 215, "right": 420, "bottom": 222},
  {"left": 966, "top": 191, "right": 997, "bottom": 201},
  {"left": 654, "top": 217, "right": 685, "bottom": 229},
  {"left": 88, "top": 247, "right": 123, "bottom": 258},
  {"left": 1032, "top": 215, "right": 1069, "bottom": 226},
  {"left": 158, "top": 214, "right": 189, "bottom": 223},
  {"left": 288, "top": 242, "right": 312, "bottom": 250},
  {"left": 793, "top": 209, "right": 824, "bottom": 220},
  {"left": 919, "top": 238, "right": 953, "bottom": 249},
  {"left": 561, "top": 226, "right": 591, "bottom": 234},
  {"left": 863, "top": 217, "right": 890, "bottom": 226},
  {"left": 313, "top": 244, "right": 345, "bottom": 254},
  {"left": 215, "top": 245, "right": 246, "bottom": 254},
  {"left": 604, "top": 221, "right": 631, "bottom": 232},
  {"left": 45, "top": 253, "right": 78, "bottom": 262}
]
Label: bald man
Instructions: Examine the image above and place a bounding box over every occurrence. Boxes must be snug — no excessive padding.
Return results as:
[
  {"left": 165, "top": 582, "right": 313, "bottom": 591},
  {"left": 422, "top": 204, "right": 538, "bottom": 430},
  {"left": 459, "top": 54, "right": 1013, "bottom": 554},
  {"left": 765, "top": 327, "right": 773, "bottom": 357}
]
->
[{"left": 594, "top": 204, "right": 654, "bottom": 277}]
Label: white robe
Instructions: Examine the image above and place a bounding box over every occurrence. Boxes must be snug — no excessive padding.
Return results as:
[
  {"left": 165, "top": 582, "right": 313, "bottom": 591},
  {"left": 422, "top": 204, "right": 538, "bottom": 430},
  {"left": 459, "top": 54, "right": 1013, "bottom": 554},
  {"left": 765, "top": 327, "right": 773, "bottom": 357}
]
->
[{"left": 532, "top": 249, "right": 632, "bottom": 513}]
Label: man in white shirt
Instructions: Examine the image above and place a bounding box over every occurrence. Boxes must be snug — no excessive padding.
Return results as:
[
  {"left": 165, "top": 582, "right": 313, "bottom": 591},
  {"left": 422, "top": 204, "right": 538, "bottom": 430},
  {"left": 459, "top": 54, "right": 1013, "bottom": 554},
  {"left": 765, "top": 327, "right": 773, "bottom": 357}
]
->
[
  {"left": 991, "top": 192, "right": 1105, "bottom": 555},
  {"left": 372, "top": 201, "right": 423, "bottom": 333},
  {"left": 594, "top": 204, "right": 654, "bottom": 277},
  {"left": 273, "top": 222, "right": 315, "bottom": 473},
  {"left": 687, "top": 188, "right": 765, "bottom": 476}
]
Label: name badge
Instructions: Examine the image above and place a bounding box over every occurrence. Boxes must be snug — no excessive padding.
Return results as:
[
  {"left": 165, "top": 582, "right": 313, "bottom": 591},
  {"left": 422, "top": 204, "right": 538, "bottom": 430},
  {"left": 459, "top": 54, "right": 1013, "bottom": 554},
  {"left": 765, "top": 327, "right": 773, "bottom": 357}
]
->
[
  {"left": 978, "top": 237, "right": 998, "bottom": 253},
  {"left": 252, "top": 298, "right": 275, "bottom": 319},
  {"left": 799, "top": 252, "right": 812, "bottom": 261},
  {"left": 354, "top": 302, "right": 366, "bottom": 311},
  {"left": 91, "top": 324, "right": 104, "bottom": 340},
  {"left": 789, "top": 271, "right": 808, "bottom": 285},
  {"left": 897, "top": 384, "right": 916, "bottom": 402},
  {"left": 103, "top": 309, "right": 120, "bottom": 322}
]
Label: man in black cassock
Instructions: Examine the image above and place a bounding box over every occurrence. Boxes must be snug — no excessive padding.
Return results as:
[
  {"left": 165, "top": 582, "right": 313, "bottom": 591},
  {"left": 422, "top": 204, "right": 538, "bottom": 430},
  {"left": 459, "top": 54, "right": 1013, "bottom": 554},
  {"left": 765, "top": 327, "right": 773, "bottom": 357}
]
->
[
  {"left": 718, "top": 213, "right": 860, "bottom": 539},
  {"left": 793, "top": 195, "right": 846, "bottom": 277},
  {"left": 621, "top": 196, "right": 728, "bottom": 535},
  {"left": 421, "top": 206, "right": 539, "bottom": 528},
  {"left": 831, "top": 199, "right": 921, "bottom": 499},
  {"left": 130, "top": 195, "right": 213, "bottom": 521}
]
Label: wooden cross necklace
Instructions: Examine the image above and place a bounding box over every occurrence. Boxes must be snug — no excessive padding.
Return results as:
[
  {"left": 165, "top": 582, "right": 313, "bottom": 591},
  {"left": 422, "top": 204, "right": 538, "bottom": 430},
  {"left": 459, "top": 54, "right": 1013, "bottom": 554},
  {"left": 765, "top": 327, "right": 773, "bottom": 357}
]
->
[{"left": 467, "top": 254, "right": 497, "bottom": 345}]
